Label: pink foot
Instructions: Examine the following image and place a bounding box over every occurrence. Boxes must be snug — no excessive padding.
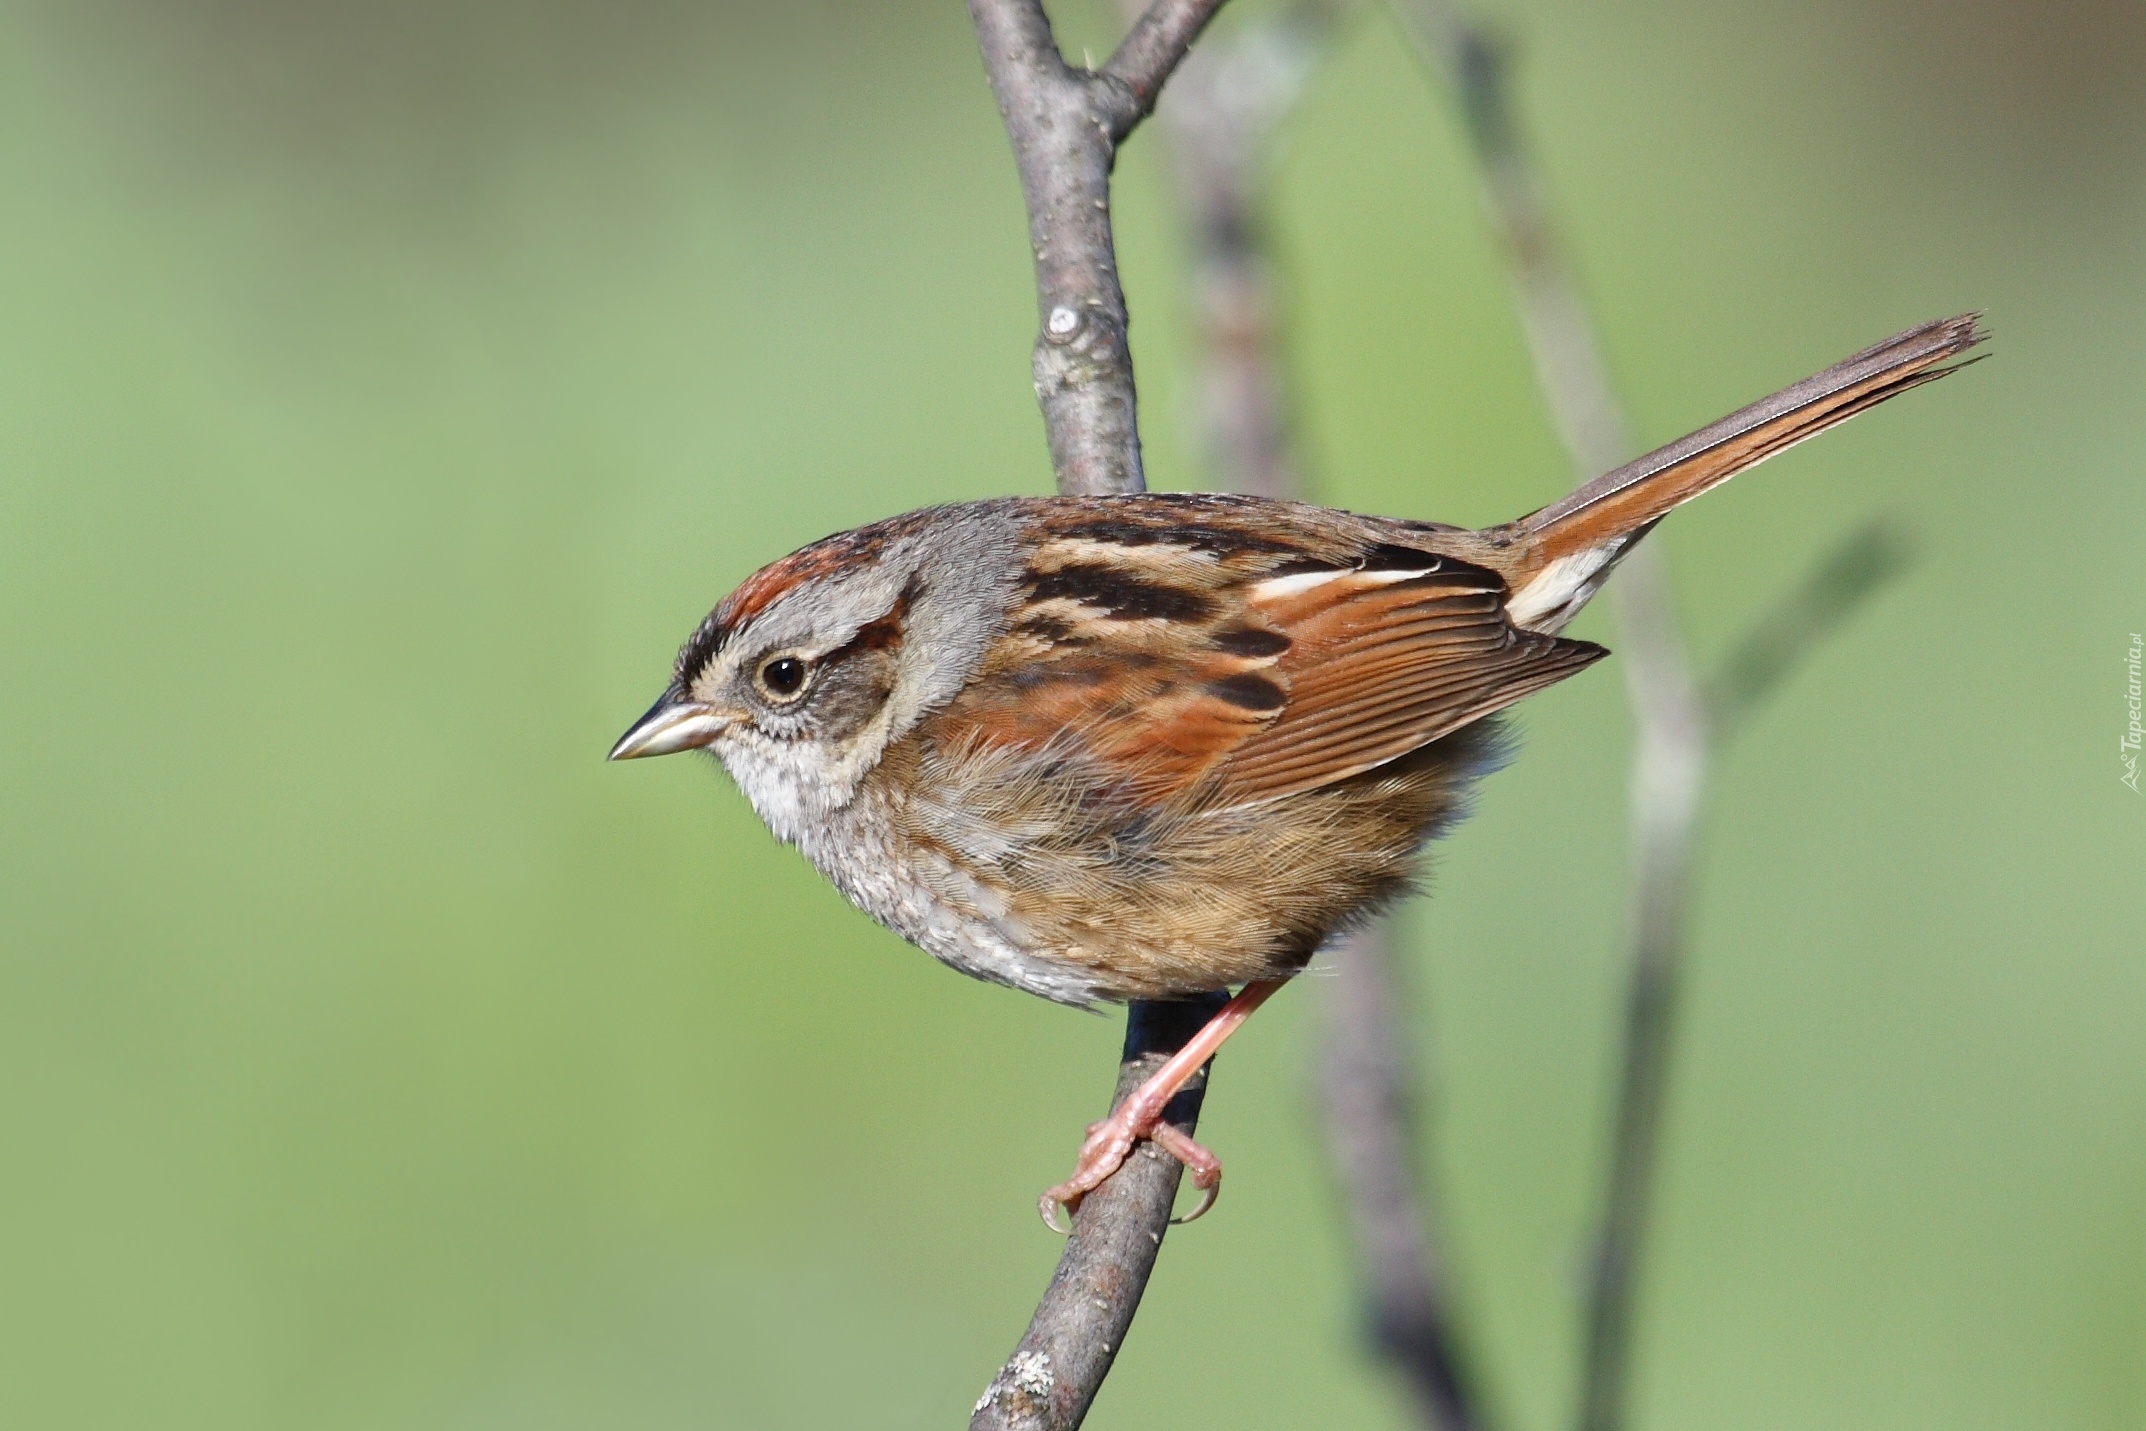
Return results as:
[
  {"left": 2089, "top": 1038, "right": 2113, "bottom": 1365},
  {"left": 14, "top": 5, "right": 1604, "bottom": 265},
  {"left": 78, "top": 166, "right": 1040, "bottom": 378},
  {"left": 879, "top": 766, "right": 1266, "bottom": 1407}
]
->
[
  {"left": 1036, "top": 979, "right": 1285, "bottom": 1233},
  {"left": 1037, "top": 1099, "right": 1225, "bottom": 1232}
]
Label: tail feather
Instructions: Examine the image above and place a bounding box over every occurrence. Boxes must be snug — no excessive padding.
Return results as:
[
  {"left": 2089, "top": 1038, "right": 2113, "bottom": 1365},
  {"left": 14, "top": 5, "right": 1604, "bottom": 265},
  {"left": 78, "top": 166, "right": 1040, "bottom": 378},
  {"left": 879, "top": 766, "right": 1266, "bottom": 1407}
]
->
[{"left": 1499, "top": 314, "right": 1985, "bottom": 632}]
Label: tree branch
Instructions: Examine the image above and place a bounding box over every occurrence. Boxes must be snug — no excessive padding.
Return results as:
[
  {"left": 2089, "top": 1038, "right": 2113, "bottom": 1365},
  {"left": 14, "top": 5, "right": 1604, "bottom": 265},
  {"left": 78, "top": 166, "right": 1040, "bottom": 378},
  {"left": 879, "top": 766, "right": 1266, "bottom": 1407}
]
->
[
  {"left": 968, "top": 0, "right": 1228, "bottom": 495},
  {"left": 1143, "top": 0, "right": 1335, "bottom": 500},
  {"left": 972, "top": 994, "right": 1230, "bottom": 1431},
  {"left": 1386, "top": 11, "right": 1697, "bottom": 1423},
  {"left": 1578, "top": 527, "right": 1908, "bottom": 1431},
  {"left": 968, "top": 4, "right": 1909, "bottom": 1426},
  {"left": 968, "top": 4, "right": 1235, "bottom": 1426},
  {"left": 1102, "top": 0, "right": 1237, "bottom": 130}
]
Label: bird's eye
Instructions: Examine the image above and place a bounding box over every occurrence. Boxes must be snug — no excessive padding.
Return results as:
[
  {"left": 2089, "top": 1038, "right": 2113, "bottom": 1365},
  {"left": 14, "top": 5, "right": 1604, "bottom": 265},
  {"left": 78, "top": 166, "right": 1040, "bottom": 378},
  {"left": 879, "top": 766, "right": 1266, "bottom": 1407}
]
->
[{"left": 756, "top": 655, "right": 810, "bottom": 701}]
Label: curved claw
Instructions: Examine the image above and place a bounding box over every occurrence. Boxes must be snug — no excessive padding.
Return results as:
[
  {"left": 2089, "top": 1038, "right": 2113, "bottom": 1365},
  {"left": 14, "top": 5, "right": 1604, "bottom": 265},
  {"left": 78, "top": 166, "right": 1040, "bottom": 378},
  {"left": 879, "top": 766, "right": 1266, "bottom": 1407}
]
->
[
  {"left": 1148, "top": 1121, "right": 1224, "bottom": 1225},
  {"left": 1169, "top": 1179, "right": 1219, "bottom": 1226},
  {"left": 1040, "top": 1191, "right": 1080, "bottom": 1235}
]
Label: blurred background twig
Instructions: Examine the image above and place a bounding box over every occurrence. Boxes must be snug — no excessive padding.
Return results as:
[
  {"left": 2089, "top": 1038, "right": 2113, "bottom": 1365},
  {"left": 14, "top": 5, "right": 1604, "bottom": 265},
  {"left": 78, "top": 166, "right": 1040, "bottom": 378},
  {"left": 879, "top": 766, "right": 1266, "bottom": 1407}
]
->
[
  {"left": 1317, "top": 924, "right": 1497, "bottom": 1431},
  {"left": 1387, "top": 4, "right": 1911, "bottom": 1429},
  {"left": 1136, "top": 3, "right": 1495, "bottom": 1427}
]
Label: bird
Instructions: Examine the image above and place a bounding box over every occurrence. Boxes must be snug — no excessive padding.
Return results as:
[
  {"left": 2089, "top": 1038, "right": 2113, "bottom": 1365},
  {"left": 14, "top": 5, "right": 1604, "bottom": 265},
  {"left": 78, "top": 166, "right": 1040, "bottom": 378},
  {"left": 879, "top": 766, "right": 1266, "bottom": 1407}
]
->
[{"left": 609, "top": 314, "right": 1983, "bottom": 1230}]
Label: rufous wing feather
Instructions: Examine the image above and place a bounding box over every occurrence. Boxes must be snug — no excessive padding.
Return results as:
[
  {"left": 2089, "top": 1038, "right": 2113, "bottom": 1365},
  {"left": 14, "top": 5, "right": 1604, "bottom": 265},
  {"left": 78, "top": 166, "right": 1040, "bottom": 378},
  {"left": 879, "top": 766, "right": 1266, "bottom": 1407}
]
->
[{"left": 1214, "top": 562, "right": 1604, "bottom": 805}]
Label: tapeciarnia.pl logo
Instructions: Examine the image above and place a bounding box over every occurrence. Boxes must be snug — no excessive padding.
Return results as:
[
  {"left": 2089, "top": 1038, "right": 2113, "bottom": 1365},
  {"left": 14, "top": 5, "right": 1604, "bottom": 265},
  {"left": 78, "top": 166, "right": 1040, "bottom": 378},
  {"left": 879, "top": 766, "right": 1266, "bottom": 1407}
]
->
[{"left": 2124, "top": 633, "right": 2143, "bottom": 793}]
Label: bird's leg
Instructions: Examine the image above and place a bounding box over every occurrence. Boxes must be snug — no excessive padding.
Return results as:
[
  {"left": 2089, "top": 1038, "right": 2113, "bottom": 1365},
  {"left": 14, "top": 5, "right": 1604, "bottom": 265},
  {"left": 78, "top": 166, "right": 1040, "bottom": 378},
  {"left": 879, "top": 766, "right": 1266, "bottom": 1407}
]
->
[{"left": 1040, "top": 978, "right": 1287, "bottom": 1232}]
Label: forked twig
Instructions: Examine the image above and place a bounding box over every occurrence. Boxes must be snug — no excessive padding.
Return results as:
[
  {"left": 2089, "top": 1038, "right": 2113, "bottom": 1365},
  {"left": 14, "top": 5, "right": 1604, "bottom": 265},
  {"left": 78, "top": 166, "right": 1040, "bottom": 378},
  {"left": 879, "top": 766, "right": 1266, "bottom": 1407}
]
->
[
  {"left": 967, "top": 0, "right": 1232, "bottom": 496},
  {"left": 1578, "top": 522, "right": 1907, "bottom": 1431},
  {"left": 968, "top": 2, "right": 1908, "bottom": 1424}
]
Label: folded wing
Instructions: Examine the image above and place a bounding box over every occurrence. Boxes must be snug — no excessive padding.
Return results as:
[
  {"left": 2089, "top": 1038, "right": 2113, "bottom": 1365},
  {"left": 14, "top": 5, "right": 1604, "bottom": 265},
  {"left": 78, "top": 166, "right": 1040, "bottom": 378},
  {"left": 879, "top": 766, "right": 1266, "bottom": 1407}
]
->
[
  {"left": 928, "top": 520, "right": 1603, "bottom": 811},
  {"left": 1216, "top": 560, "right": 1604, "bottom": 805}
]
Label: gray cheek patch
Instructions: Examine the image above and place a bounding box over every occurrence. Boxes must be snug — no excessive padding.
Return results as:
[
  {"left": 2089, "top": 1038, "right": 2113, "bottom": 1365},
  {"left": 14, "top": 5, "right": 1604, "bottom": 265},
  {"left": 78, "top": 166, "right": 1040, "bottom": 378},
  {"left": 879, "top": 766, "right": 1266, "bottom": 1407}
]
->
[{"left": 880, "top": 510, "right": 1026, "bottom": 740}]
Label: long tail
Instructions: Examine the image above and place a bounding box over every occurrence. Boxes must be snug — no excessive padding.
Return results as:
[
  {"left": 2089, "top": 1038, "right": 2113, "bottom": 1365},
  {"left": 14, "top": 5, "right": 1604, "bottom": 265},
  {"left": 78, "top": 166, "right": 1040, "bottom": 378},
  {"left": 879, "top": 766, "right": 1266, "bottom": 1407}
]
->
[{"left": 1497, "top": 313, "right": 1985, "bottom": 632}]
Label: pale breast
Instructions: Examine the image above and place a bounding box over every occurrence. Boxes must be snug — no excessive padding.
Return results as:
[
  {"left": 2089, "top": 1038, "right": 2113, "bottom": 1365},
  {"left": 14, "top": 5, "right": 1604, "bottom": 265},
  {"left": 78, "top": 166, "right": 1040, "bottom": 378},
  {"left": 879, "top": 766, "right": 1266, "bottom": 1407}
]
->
[
  {"left": 799, "top": 769, "right": 1118, "bottom": 1007},
  {"left": 850, "top": 717, "right": 1513, "bottom": 1003}
]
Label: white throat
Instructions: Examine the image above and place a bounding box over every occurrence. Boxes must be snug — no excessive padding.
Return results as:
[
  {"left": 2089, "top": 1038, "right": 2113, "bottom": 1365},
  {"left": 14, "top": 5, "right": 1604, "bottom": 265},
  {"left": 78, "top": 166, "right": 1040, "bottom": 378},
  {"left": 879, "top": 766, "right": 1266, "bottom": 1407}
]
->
[{"left": 714, "top": 724, "right": 884, "bottom": 849}]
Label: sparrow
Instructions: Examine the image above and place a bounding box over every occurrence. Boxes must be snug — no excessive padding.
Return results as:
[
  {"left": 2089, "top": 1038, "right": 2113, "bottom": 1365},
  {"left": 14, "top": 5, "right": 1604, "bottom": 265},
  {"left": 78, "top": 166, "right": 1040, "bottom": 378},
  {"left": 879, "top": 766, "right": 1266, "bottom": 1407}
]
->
[{"left": 611, "top": 314, "right": 1983, "bottom": 1229}]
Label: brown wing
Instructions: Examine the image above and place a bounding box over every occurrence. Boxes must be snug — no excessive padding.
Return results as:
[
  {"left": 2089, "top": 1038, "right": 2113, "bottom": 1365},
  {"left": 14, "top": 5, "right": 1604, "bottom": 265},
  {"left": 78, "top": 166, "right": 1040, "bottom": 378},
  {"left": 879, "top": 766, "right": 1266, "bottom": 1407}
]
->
[
  {"left": 926, "top": 507, "right": 1604, "bottom": 812},
  {"left": 1214, "top": 562, "right": 1605, "bottom": 806},
  {"left": 926, "top": 533, "right": 1290, "bottom": 803}
]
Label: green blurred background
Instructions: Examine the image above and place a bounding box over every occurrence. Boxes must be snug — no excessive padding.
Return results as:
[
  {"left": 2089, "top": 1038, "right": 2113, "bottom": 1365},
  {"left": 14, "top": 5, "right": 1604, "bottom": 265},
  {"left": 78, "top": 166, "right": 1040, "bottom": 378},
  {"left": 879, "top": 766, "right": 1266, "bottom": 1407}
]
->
[{"left": 2, "top": 1, "right": 2140, "bottom": 1426}]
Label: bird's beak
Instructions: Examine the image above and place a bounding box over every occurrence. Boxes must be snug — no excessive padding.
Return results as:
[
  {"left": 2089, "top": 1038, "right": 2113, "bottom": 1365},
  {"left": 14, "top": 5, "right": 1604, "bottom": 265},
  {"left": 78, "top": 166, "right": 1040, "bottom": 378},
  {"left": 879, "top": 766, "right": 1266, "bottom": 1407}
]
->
[{"left": 608, "top": 690, "right": 733, "bottom": 761}]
